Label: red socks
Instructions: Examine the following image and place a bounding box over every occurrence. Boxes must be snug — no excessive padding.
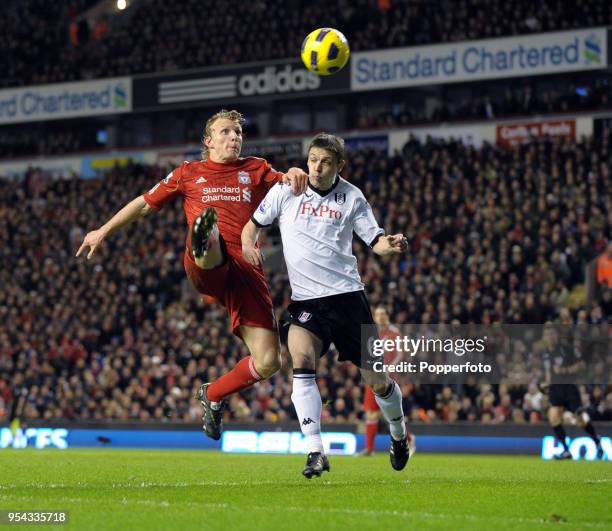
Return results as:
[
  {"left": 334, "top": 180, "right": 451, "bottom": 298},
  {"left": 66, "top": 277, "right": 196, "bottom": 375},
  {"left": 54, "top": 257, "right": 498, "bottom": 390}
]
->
[
  {"left": 206, "top": 356, "right": 262, "bottom": 402},
  {"left": 365, "top": 420, "right": 378, "bottom": 453}
]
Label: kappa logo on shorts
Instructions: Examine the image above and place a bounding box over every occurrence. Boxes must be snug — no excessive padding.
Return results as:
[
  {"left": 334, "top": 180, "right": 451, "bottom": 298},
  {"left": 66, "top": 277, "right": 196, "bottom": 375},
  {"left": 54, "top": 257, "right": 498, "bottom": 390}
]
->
[
  {"left": 298, "top": 311, "right": 312, "bottom": 323},
  {"left": 238, "top": 171, "right": 251, "bottom": 185},
  {"left": 302, "top": 417, "right": 315, "bottom": 426},
  {"left": 334, "top": 192, "right": 346, "bottom": 205}
]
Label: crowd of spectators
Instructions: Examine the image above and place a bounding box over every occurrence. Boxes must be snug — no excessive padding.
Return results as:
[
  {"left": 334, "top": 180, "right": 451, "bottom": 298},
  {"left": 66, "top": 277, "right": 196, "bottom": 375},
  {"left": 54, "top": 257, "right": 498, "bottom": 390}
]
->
[
  {"left": 0, "top": 0, "right": 99, "bottom": 88},
  {"left": 2, "top": 1, "right": 611, "bottom": 161},
  {"left": 357, "top": 79, "right": 612, "bottom": 129},
  {"left": 0, "top": 133, "right": 611, "bottom": 426},
  {"left": 0, "top": 123, "right": 101, "bottom": 160},
  {"left": 2, "top": 75, "right": 612, "bottom": 161},
  {"left": 2, "top": 0, "right": 612, "bottom": 88}
]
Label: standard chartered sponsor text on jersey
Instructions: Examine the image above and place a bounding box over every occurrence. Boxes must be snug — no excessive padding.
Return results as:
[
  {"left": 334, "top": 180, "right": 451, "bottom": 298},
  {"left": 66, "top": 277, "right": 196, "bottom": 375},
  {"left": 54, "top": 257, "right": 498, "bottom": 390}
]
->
[
  {"left": 201, "top": 186, "right": 242, "bottom": 203},
  {"left": 202, "top": 194, "right": 243, "bottom": 202},
  {"left": 202, "top": 186, "right": 241, "bottom": 194}
]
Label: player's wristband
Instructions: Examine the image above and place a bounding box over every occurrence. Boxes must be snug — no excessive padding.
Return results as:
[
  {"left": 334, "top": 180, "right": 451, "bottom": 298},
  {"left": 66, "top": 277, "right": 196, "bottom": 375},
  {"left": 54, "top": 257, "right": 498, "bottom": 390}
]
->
[
  {"left": 251, "top": 216, "right": 271, "bottom": 228},
  {"left": 369, "top": 233, "right": 384, "bottom": 247}
]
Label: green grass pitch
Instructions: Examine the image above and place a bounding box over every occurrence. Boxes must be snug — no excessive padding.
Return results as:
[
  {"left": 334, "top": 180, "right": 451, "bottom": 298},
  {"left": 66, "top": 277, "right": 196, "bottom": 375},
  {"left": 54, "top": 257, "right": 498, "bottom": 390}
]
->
[{"left": 0, "top": 449, "right": 610, "bottom": 530}]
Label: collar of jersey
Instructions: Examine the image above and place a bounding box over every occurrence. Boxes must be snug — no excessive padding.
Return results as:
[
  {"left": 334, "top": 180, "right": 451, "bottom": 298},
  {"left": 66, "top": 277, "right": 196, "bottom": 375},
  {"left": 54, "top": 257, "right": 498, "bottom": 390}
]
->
[
  {"left": 308, "top": 175, "right": 340, "bottom": 196},
  {"left": 203, "top": 157, "right": 243, "bottom": 170}
]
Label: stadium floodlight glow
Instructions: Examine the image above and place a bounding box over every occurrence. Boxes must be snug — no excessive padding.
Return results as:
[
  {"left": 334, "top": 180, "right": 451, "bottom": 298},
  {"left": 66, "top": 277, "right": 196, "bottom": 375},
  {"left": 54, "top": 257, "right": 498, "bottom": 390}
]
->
[{"left": 117, "top": 0, "right": 127, "bottom": 10}]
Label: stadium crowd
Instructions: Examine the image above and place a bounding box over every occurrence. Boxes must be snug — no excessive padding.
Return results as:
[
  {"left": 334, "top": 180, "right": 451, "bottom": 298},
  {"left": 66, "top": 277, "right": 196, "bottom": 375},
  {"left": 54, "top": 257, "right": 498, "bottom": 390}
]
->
[
  {"left": 2, "top": 0, "right": 612, "bottom": 162},
  {"left": 2, "top": 0, "right": 612, "bottom": 88},
  {"left": 0, "top": 132, "right": 611, "bottom": 426},
  {"left": 0, "top": 123, "right": 101, "bottom": 160},
  {"left": 2, "top": 75, "right": 611, "bottom": 160},
  {"left": 356, "top": 79, "right": 612, "bottom": 129}
]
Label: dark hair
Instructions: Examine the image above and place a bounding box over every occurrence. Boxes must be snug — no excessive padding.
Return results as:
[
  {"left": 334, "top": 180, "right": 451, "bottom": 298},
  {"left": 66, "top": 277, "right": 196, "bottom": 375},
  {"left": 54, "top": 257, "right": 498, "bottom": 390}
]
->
[{"left": 308, "top": 133, "right": 345, "bottom": 163}]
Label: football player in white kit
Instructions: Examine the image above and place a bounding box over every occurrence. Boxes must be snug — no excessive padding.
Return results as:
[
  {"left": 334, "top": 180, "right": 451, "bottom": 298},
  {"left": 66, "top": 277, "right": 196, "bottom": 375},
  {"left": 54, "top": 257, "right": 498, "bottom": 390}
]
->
[{"left": 242, "top": 133, "right": 415, "bottom": 478}]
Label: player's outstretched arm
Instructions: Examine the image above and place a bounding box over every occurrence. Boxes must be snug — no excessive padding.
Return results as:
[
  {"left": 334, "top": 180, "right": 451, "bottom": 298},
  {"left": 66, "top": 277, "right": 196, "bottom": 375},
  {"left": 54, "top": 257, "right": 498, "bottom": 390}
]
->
[
  {"left": 76, "top": 195, "right": 154, "bottom": 259},
  {"left": 241, "top": 219, "right": 264, "bottom": 267},
  {"left": 372, "top": 234, "right": 408, "bottom": 256}
]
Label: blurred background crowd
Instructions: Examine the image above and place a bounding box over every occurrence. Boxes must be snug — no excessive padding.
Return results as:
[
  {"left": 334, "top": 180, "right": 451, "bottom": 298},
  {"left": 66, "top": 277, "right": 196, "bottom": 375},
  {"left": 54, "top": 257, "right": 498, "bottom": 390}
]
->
[
  {"left": 3, "top": 0, "right": 612, "bottom": 87},
  {"left": 0, "top": 0, "right": 611, "bottom": 430},
  {"left": 1, "top": 133, "right": 610, "bottom": 425},
  {"left": 1, "top": 0, "right": 612, "bottom": 160},
  {"left": 2, "top": 75, "right": 611, "bottom": 160}
]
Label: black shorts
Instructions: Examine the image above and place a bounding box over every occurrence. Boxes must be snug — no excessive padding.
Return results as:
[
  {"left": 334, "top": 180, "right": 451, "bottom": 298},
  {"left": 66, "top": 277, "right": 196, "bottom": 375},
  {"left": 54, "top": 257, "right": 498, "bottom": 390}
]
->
[
  {"left": 549, "top": 384, "right": 582, "bottom": 412},
  {"left": 286, "top": 290, "right": 376, "bottom": 369}
]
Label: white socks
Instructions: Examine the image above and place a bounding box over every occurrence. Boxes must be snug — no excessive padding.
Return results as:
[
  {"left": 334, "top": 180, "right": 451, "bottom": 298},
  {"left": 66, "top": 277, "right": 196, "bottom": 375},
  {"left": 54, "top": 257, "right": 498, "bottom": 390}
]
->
[
  {"left": 292, "top": 370, "right": 324, "bottom": 453},
  {"left": 374, "top": 381, "right": 407, "bottom": 441}
]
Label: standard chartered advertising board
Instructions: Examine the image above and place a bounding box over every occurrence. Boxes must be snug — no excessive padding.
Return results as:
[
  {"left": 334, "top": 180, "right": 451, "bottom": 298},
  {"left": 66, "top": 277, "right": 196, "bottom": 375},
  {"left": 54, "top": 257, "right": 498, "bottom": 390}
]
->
[
  {"left": 0, "top": 28, "right": 607, "bottom": 124},
  {"left": 351, "top": 28, "right": 608, "bottom": 90},
  {"left": 0, "top": 77, "right": 132, "bottom": 125}
]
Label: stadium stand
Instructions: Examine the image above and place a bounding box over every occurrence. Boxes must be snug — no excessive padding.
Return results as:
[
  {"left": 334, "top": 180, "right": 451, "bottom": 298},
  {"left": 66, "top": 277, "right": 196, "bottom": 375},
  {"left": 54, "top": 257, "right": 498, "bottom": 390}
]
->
[
  {"left": 2, "top": 0, "right": 612, "bottom": 87},
  {"left": 0, "top": 122, "right": 101, "bottom": 160},
  {"left": 1, "top": 76, "right": 611, "bottom": 160},
  {"left": 354, "top": 77, "right": 612, "bottom": 129},
  {"left": 1, "top": 134, "right": 610, "bottom": 424}
]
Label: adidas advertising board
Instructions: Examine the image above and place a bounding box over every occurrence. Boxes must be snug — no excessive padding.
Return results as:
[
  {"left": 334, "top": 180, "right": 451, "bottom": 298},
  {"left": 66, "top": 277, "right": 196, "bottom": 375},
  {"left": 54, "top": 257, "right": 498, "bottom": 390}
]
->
[{"left": 133, "top": 60, "right": 349, "bottom": 108}]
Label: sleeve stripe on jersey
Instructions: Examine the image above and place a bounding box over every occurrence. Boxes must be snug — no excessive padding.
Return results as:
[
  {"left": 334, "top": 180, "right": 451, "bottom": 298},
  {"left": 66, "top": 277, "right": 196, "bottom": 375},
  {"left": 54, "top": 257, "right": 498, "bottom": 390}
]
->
[{"left": 251, "top": 215, "right": 272, "bottom": 228}]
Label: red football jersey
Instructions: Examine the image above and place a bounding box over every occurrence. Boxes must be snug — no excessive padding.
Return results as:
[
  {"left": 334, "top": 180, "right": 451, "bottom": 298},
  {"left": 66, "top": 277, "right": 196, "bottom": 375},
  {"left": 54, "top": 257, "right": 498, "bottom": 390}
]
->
[{"left": 144, "top": 157, "right": 284, "bottom": 246}]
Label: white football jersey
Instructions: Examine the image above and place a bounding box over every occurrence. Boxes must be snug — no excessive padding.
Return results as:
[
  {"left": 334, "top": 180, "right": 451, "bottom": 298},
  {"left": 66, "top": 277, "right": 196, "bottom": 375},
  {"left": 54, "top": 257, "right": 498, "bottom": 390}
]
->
[{"left": 252, "top": 176, "right": 384, "bottom": 300}]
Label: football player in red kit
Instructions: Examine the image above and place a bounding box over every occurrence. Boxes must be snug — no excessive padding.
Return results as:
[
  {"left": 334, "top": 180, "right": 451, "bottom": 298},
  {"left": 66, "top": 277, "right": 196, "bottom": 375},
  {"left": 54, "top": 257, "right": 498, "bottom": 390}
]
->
[
  {"left": 362, "top": 306, "right": 403, "bottom": 455},
  {"left": 76, "top": 109, "right": 308, "bottom": 440}
]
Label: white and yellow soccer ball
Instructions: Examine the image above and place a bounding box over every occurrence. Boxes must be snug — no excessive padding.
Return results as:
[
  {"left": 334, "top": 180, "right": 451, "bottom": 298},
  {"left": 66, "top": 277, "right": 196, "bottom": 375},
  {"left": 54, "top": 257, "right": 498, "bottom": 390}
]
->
[{"left": 301, "top": 28, "right": 350, "bottom": 76}]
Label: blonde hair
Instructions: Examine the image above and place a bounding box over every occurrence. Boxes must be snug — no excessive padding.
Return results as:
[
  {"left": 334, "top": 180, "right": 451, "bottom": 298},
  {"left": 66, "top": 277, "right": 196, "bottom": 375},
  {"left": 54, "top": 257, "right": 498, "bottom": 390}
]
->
[{"left": 201, "top": 109, "right": 245, "bottom": 160}]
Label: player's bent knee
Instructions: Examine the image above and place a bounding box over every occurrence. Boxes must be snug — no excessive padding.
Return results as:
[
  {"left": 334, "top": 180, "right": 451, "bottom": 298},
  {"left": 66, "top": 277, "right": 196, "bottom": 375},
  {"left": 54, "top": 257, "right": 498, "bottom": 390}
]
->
[
  {"left": 252, "top": 350, "right": 281, "bottom": 378},
  {"left": 240, "top": 326, "right": 281, "bottom": 378},
  {"left": 257, "top": 365, "right": 280, "bottom": 379}
]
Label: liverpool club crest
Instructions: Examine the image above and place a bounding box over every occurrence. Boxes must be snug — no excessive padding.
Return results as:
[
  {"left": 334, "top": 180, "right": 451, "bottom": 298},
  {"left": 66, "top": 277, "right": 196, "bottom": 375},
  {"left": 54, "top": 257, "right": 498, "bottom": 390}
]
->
[{"left": 238, "top": 171, "right": 251, "bottom": 185}]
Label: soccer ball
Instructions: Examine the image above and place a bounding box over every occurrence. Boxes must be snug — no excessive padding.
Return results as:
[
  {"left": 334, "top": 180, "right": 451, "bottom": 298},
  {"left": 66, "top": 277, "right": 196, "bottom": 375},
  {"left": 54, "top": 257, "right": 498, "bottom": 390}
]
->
[{"left": 301, "top": 28, "right": 350, "bottom": 76}]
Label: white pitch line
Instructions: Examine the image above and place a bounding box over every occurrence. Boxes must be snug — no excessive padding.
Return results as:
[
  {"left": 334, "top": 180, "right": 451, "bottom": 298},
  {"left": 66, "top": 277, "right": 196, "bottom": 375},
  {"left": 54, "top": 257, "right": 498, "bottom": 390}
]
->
[
  {"left": 0, "top": 479, "right": 420, "bottom": 490},
  {"left": 1, "top": 476, "right": 606, "bottom": 490}
]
